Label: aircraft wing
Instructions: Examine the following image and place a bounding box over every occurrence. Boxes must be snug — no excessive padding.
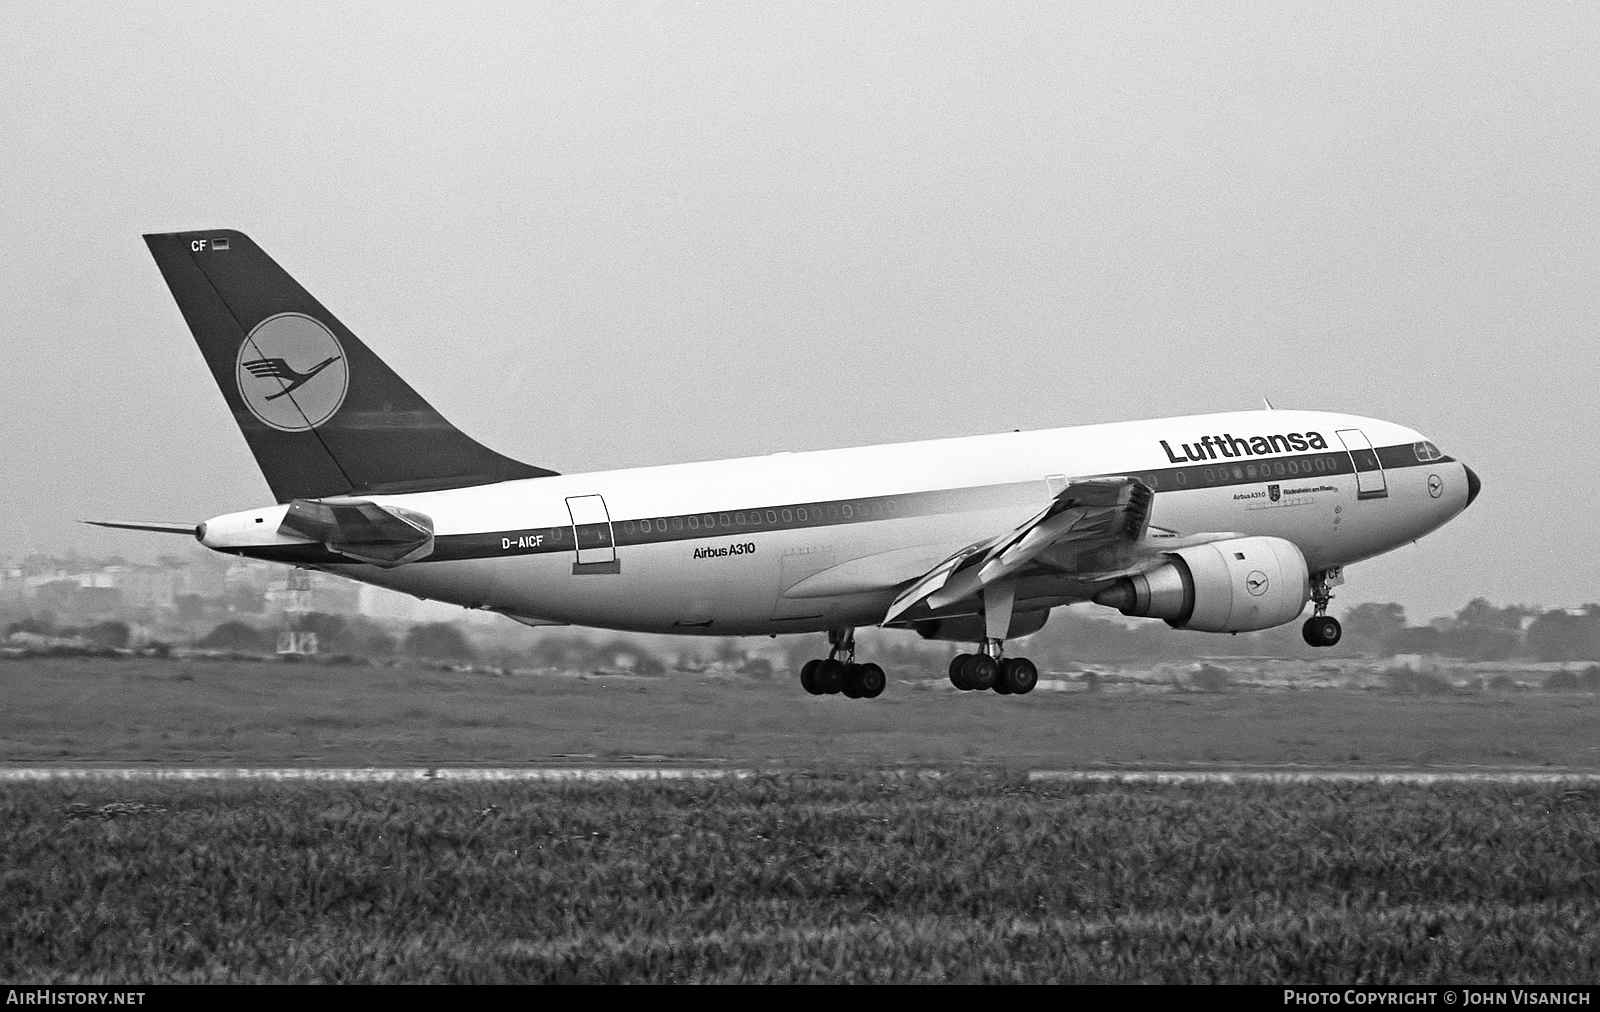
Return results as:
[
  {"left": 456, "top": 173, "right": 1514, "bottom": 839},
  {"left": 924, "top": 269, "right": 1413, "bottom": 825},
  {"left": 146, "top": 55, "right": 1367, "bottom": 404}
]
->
[{"left": 881, "top": 476, "right": 1154, "bottom": 625}]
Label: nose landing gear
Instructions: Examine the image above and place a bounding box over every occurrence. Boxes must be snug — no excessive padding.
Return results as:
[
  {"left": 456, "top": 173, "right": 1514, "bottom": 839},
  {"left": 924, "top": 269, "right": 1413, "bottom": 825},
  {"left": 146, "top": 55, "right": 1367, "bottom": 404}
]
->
[
  {"left": 1301, "top": 568, "right": 1343, "bottom": 647},
  {"left": 798, "top": 627, "right": 886, "bottom": 699}
]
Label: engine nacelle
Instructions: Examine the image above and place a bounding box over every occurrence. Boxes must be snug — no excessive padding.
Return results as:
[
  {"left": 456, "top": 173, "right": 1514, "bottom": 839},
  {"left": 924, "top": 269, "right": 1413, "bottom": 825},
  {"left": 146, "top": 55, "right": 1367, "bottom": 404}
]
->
[
  {"left": 1092, "top": 536, "right": 1309, "bottom": 633},
  {"left": 914, "top": 609, "right": 1050, "bottom": 643}
]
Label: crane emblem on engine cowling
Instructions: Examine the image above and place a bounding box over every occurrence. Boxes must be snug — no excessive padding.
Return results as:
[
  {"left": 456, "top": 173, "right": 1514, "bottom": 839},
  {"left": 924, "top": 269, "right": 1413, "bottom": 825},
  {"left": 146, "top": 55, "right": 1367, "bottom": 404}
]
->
[
  {"left": 236, "top": 312, "right": 349, "bottom": 432},
  {"left": 1245, "top": 571, "right": 1269, "bottom": 596}
]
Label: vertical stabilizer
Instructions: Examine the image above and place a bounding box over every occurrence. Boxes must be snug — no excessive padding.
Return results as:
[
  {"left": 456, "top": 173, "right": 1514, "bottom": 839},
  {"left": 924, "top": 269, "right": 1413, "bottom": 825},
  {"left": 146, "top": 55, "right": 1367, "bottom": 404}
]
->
[{"left": 144, "top": 229, "right": 556, "bottom": 502}]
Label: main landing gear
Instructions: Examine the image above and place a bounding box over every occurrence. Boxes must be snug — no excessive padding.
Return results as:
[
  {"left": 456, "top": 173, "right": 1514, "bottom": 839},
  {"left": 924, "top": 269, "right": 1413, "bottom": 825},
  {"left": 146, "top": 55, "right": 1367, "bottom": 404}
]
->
[
  {"left": 949, "top": 640, "right": 1039, "bottom": 695},
  {"left": 795, "top": 626, "right": 1038, "bottom": 699},
  {"left": 799, "top": 627, "right": 886, "bottom": 700},
  {"left": 1302, "top": 568, "right": 1343, "bottom": 648}
]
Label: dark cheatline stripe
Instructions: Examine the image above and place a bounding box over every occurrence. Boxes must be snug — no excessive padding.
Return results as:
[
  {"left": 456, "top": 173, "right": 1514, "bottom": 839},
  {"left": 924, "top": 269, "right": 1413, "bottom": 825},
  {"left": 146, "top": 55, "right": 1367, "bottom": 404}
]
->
[
  {"left": 233, "top": 443, "right": 1447, "bottom": 566},
  {"left": 1377, "top": 442, "right": 1453, "bottom": 470}
]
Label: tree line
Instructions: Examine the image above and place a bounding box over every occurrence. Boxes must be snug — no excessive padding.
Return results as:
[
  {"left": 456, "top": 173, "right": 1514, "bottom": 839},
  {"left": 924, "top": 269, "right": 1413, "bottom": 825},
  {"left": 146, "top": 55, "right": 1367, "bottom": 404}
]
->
[
  {"left": 1018, "top": 598, "right": 1600, "bottom": 664},
  {"left": 9, "top": 598, "right": 1600, "bottom": 667}
]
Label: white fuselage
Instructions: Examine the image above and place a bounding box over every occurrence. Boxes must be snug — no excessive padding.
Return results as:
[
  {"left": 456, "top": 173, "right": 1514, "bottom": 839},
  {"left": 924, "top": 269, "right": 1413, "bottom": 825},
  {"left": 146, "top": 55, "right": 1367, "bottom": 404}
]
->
[{"left": 200, "top": 409, "right": 1473, "bottom": 637}]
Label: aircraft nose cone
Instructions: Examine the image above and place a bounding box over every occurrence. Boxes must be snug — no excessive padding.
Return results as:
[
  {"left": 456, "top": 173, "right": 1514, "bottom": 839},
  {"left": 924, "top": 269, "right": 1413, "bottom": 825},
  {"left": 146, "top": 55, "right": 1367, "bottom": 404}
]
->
[{"left": 1463, "top": 465, "right": 1481, "bottom": 508}]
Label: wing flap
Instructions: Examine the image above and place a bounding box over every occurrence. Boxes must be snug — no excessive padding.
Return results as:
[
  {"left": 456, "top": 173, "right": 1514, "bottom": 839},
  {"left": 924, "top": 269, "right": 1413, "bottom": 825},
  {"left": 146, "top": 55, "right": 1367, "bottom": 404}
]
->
[
  {"left": 882, "top": 545, "right": 985, "bottom": 621},
  {"left": 883, "top": 477, "right": 1152, "bottom": 625}
]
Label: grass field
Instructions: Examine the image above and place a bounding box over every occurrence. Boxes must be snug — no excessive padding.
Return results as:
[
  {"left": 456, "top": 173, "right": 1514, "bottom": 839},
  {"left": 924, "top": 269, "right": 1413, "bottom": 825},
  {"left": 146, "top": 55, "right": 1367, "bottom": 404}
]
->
[
  {"left": 7, "top": 656, "right": 1599, "bottom": 983},
  {"left": 5, "top": 776, "right": 1599, "bottom": 983},
  {"left": 4, "top": 655, "right": 1600, "bottom": 769}
]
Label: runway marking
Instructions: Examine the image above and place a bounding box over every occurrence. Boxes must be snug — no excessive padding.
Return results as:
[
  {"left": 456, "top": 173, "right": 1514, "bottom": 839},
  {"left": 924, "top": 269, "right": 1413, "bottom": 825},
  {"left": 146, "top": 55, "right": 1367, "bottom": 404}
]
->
[
  {"left": 0, "top": 767, "right": 754, "bottom": 783},
  {"left": 1, "top": 767, "right": 1598, "bottom": 785},
  {"left": 1028, "top": 770, "right": 1600, "bottom": 785}
]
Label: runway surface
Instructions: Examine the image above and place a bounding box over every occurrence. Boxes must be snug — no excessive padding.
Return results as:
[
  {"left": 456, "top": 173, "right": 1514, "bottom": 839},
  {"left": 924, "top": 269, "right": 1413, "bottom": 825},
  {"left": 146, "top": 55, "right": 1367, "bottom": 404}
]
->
[
  {"left": 0, "top": 767, "right": 751, "bottom": 782},
  {"left": 4, "top": 766, "right": 1600, "bottom": 784}
]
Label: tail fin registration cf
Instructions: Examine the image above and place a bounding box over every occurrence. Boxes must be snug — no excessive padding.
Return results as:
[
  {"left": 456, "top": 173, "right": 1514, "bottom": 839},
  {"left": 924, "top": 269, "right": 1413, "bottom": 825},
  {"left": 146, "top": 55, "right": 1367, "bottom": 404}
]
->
[{"left": 144, "top": 229, "right": 556, "bottom": 503}]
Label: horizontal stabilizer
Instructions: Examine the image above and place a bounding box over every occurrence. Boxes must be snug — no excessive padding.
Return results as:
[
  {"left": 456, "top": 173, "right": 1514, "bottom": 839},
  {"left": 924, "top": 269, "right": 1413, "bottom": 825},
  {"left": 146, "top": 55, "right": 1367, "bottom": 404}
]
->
[
  {"left": 278, "top": 498, "right": 434, "bottom": 567},
  {"left": 82, "top": 520, "right": 200, "bottom": 536}
]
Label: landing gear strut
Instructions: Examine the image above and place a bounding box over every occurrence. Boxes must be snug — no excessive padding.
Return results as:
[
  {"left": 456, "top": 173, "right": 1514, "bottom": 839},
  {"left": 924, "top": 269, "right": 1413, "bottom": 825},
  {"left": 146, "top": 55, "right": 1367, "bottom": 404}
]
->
[
  {"left": 949, "top": 639, "right": 1039, "bottom": 695},
  {"left": 1302, "top": 568, "right": 1343, "bottom": 648},
  {"left": 798, "top": 627, "right": 885, "bottom": 699},
  {"left": 945, "top": 580, "right": 1039, "bottom": 695}
]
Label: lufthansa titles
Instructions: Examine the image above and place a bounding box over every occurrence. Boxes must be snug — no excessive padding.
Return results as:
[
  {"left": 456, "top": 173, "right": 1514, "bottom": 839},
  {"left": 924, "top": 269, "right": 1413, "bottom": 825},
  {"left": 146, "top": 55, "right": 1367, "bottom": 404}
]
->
[{"left": 1161, "top": 431, "right": 1329, "bottom": 464}]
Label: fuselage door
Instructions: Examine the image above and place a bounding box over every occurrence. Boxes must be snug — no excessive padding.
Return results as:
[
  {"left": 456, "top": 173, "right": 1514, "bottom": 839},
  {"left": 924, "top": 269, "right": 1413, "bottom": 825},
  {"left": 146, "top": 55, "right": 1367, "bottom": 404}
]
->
[
  {"left": 566, "top": 494, "right": 618, "bottom": 571},
  {"left": 1335, "top": 429, "right": 1388, "bottom": 500}
]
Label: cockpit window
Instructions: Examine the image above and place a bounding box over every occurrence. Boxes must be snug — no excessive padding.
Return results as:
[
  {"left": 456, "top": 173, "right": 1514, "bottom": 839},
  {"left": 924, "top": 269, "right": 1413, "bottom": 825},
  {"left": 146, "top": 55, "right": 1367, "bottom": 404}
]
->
[{"left": 1412, "top": 440, "right": 1443, "bottom": 462}]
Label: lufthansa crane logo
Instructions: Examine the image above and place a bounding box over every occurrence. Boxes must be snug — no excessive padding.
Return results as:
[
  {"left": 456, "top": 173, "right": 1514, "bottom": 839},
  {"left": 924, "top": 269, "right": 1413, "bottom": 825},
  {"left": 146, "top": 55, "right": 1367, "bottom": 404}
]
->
[
  {"left": 1245, "top": 571, "right": 1269, "bottom": 596},
  {"left": 1428, "top": 474, "right": 1443, "bottom": 498},
  {"left": 235, "top": 313, "right": 349, "bottom": 431}
]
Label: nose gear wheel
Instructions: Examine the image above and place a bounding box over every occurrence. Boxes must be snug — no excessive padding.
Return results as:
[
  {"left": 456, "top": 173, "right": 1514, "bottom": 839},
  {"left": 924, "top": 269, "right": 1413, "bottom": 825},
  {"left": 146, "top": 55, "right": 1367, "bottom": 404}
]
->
[{"left": 1302, "top": 570, "right": 1343, "bottom": 648}]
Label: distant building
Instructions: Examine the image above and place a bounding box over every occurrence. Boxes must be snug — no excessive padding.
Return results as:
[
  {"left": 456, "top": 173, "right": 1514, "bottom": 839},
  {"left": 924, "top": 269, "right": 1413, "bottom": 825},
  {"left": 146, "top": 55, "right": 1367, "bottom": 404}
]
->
[
  {"left": 0, "top": 561, "right": 25, "bottom": 604},
  {"left": 176, "top": 558, "right": 229, "bottom": 599},
  {"left": 118, "top": 564, "right": 185, "bottom": 610}
]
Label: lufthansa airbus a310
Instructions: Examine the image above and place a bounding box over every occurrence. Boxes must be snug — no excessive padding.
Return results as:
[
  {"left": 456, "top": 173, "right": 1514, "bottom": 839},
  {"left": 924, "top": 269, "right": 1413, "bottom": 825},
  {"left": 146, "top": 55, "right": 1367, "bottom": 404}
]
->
[{"left": 97, "top": 230, "right": 1481, "bottom": 699}]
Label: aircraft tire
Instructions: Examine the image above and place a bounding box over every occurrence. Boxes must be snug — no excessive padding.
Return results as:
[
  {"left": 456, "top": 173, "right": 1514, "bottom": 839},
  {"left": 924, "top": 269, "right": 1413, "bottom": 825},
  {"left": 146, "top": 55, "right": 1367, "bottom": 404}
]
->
[
  {"left": 1302, "top": 616, "right": 1342, "bottom": 648},
  {"left": 1001, "top": 657, "right": 1039, "bottom": 695},
  {"left": 855, "top": 662, "right": 886, "bottom": 699},
  {"left": 949, "top": 654, "right": 972, "bottom": 690},
  {"left": 816, "top": 658, "right": 847, "bottom": 694},
  {"left": 963, "top": 654, "right": 998, "bottom": 692},
  {"left": 800, "top": 659, "right": 824, "bottom": 695},
  {"left": 842, "top": 663, "right": 864, "bottom": 698}
]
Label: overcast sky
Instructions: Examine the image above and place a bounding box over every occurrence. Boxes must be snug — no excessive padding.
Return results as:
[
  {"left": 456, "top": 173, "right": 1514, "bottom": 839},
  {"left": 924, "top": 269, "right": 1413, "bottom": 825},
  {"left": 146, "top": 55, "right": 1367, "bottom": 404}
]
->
[{"left": 2, "top": 2, "right": 1596, "bottom": 621}]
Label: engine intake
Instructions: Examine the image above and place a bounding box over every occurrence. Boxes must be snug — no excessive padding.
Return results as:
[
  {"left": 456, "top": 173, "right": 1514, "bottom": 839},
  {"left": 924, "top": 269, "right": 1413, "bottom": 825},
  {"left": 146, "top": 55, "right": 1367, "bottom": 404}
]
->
[{"left": 1092, "top": 536, "right": 1309, "bottom": 633}]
